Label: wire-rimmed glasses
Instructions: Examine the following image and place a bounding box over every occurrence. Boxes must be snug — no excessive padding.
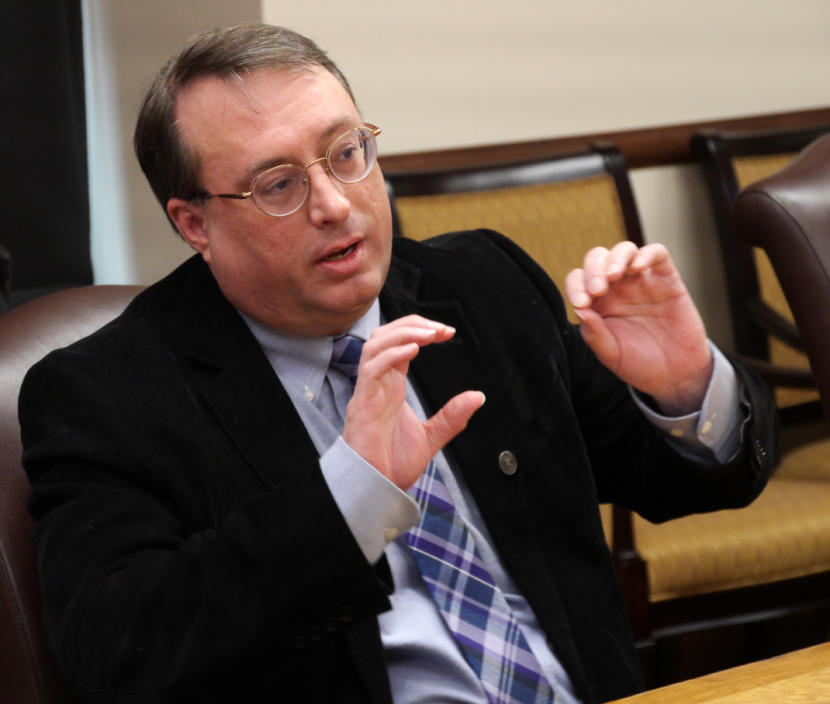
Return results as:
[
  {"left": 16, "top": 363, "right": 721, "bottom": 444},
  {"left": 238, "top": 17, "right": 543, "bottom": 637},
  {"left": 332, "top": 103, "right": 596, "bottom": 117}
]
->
[{"left": 197, "top": 124, "right": 381, "bottom": 217}]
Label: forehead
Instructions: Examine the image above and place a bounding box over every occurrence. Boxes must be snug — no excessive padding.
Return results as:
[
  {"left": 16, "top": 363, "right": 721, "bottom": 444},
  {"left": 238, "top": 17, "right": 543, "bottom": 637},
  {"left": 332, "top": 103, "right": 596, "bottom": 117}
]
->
[{"left": 175, "top": 67, "right": 360, "bottom": 174}]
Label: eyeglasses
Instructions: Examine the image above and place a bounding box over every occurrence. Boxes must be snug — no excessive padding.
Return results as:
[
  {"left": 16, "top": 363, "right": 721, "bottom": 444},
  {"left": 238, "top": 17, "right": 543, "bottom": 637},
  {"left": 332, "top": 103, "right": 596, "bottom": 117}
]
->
[{"left": 196, "top": 124, "right": 381, "bottom": 217}]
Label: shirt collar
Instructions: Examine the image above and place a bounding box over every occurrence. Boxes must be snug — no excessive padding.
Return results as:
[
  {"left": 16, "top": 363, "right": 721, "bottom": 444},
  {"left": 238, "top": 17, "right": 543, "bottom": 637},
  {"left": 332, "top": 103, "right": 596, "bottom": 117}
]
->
[{"left": 239, "top": 300, "right": 381, "bottom": 404}]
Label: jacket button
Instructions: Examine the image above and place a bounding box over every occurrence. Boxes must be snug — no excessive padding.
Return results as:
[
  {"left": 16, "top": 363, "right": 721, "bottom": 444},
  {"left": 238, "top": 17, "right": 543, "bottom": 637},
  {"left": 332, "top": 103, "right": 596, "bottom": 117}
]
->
[{"left": 498, "top": 450, "right": 518, "bottom": 476}]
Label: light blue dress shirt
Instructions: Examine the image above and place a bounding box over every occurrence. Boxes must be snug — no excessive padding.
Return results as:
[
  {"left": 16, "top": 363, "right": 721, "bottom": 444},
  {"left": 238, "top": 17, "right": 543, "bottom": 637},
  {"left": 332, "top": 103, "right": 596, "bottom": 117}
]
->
[{"left": 241, "top": 300, "right": 743, "bottom": 704}]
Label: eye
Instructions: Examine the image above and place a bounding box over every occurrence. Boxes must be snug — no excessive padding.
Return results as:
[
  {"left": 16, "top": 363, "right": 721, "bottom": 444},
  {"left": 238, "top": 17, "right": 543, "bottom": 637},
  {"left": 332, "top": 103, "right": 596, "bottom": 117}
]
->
[
  {"left": 257, "top": 167, "right": 303, "bottom": 199},
  {"left": 263, "top": 177, "right": 291, "bottom": 194},
  {"left": 332, "top": 137, "right": 362, "bottom": 165}
]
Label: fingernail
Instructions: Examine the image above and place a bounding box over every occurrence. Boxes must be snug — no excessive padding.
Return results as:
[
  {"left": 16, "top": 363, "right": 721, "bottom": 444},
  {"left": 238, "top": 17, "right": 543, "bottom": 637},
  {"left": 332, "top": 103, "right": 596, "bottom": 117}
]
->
[
  {"left": 478, "top": 391, "right": 487, "bottom": 406},
  {"left": 588, "top": 277, "right": 605, "bottom": 294},
  {"left": 573, "top": 308, "right": 587, "bottom": 321},
  {"left": 571, "top": 293, "right": 591, "bottom": 309}
]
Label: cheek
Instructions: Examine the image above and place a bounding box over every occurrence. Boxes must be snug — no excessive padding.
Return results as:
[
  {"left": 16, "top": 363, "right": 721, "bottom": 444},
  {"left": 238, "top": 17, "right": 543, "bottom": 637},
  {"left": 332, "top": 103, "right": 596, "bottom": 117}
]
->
[
  {"left": 361, "top": 174, "right": 394, "bottom": 231},
  {"left": 210, "top": 220, "right": 299, "bottom": 280}
]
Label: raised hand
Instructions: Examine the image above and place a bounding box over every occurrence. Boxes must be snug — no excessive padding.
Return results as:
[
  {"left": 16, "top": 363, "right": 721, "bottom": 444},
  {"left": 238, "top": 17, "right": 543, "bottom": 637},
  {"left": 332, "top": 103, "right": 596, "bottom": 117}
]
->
[
  {"left": 341, "top": 315, "right": 486, "bottom": 490},
  {"left": 564, "top": 242, "right": 713, "bottom": 415}
]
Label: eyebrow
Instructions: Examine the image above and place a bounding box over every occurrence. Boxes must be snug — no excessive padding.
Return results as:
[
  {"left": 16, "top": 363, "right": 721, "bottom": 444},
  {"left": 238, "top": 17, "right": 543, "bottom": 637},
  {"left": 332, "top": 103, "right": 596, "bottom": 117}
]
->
[{"left": 238, "top": 117, "right": 359, "bottom": 187}]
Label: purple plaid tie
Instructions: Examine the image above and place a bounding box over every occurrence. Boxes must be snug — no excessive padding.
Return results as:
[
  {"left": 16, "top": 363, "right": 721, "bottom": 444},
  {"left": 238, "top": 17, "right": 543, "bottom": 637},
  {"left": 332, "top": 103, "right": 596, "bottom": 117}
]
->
[{"left": 331, "top": 335, "right": 555, "bottom": 703}]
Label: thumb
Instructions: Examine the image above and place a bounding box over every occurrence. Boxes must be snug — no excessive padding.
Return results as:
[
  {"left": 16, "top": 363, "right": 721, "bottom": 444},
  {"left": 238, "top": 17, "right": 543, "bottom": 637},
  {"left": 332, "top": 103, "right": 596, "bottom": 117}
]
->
[
  {"left": 424, "top": 391, "right": 486, "bottom": 453},
  {"left": 575, "top": 307, "right": 619, "bottom": 366}
]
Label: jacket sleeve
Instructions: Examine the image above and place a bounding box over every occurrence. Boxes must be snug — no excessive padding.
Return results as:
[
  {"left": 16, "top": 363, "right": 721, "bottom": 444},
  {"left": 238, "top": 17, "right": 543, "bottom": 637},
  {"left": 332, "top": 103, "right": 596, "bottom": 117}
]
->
[{"left": 475, "top": 228, "right": 779, "bottom": 523}]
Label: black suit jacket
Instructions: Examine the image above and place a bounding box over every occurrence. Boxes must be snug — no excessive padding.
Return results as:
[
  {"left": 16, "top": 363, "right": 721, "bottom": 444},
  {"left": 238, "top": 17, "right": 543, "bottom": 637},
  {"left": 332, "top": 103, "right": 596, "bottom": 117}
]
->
[{"left": 20, "top": 230, "right": 777, "bottom": 704}]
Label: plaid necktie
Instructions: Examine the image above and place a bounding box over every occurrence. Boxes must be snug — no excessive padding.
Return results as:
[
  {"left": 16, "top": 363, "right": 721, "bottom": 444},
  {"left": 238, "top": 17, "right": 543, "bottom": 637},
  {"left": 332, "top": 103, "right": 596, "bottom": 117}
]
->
[
  {"left": 331, "top": 335, "right": 555, "bottom": 703},
  {"left": 331, "top": 334, "right": 364, "bottom": 385}
]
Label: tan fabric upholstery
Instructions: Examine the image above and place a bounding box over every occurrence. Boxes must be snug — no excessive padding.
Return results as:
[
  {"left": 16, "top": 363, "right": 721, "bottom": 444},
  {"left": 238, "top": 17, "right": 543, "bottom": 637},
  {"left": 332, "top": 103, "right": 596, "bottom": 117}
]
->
[
  {"left": 635, "top": 479, "right": 830, "bottom": 601},
  {"left": 395, "top": 175, "right": 630, "bottom": 322},
  {"left": 732, "top": 153, "right": 796, "bottom": 189},
  {"left": 599, "top": 503, "right": 613, "bottom": 546},
  {"left": 602, "top": 432, "right": 830, "bottom": 601},
  {"left": 774, "top": 439, "right": 830, "bottom": 482}
]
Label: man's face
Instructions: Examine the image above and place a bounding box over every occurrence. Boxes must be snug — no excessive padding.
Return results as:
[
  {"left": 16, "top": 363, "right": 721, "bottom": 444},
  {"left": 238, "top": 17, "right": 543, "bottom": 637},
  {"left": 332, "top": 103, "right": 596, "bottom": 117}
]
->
[{"left": 168, "top": 67, "right": 393, "bottom": 336}]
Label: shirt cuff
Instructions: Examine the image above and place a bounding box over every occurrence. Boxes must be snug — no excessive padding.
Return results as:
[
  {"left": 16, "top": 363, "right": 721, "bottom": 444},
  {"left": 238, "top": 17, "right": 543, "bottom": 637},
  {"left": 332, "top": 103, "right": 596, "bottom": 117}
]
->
[
  {"left": 320, "top": 436, "right": 420, "bottom": 564},
  {"left": 630, "top": 342, "right": 746, "bottom": 464}
]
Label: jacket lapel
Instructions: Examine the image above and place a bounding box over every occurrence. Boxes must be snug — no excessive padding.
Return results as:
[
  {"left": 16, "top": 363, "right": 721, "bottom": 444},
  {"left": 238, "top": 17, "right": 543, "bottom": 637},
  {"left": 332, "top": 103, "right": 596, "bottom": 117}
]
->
[
  {"left": 170, "top": 258, "right": 320, "bottom": 489},
  {"left": 380, "top": 252, "right": 534, "bottom": 523}
]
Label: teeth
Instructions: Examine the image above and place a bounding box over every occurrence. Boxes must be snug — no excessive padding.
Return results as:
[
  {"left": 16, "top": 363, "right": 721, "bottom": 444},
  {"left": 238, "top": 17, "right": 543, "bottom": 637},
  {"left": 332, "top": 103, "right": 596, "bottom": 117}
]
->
[{"left": 324, "top": 244, "right": 355, "bottom": 262}]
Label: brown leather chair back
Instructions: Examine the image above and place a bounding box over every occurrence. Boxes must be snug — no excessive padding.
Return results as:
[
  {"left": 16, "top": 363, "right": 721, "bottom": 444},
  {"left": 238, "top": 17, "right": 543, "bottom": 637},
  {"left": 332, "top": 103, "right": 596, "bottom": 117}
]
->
[
  {"left": 0, "top": 285, "right": 141, "bottom": 703},
  {"left": 732, "top": 134, "right": 830, "bottom": 424}
]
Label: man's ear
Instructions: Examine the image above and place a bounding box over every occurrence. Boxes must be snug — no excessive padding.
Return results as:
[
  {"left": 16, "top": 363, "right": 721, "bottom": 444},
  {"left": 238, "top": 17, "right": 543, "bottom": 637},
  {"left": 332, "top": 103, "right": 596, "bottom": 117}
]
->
[{"left": 167, "top": 198, "right": 211, "bottom": 261}]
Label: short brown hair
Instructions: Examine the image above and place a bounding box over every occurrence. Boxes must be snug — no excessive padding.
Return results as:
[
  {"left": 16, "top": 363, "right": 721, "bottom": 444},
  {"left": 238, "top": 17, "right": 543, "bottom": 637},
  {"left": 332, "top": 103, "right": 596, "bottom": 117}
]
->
[{"left": 133, "top": 23, "right": 355, "bottom": 232}]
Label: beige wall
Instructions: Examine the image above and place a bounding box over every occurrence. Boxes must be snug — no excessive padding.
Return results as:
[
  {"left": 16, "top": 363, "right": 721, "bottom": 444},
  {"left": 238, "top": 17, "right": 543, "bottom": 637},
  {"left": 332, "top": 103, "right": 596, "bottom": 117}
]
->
[
  {"left": 88, "top": 0, "right": 830, "bottom": 348},
  {"left": 264, "top": 0, "right": 830, "bottom": 154}
]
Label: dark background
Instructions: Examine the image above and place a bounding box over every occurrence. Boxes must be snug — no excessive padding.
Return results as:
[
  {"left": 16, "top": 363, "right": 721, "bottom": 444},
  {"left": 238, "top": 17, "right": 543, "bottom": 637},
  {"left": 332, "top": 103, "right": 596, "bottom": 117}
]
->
[{"left": 0, "top": 0, "right": 90, "bottom": 310}]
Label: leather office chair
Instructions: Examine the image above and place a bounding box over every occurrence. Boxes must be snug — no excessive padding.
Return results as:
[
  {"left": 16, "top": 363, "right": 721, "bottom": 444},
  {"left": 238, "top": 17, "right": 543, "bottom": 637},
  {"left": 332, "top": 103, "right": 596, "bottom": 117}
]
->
[
  {"left": 732, "top": 133, "right": 830, "bottom": 424},
  {"left": 0, "top": 285, "right": 141, "bottom": 703}
]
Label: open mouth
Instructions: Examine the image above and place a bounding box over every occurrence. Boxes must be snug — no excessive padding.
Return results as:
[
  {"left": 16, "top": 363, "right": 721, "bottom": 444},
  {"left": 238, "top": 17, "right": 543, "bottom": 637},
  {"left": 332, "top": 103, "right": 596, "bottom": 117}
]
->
[{"left": 322, "top": 243, "right": 357, "bottom": 262}]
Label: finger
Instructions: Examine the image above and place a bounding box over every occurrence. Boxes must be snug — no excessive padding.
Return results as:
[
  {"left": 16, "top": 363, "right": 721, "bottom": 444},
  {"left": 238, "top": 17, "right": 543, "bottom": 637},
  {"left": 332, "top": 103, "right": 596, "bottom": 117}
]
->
[
  {"left": 363, "top": 324, "right": 455, "bottom": 363},
  {"left": 357, "top": 342, "right": 420, "bottom": 386},
  {"left": 606, "top": 241, "right": 640, "bottom": 279},
  {"left": 628, "top": 243, "right": 672, "bottom": 274},
  {"left": 581, "top": 246, "right": 611, "bottom": 296},
  {"left": 372, "top": 314, "right": 453, "bottom": 336},
  {"left": 564, "top": 267, "right": 592, "bottom": 309},
  {"left": 367, "top": 316, "right": 456, "bottom": 348},
  {"left": 424, "top": 390, "right": 486, "bottom": 453},
  {"left": 575, "top": 308, "right": 619, "bottom": 367}
]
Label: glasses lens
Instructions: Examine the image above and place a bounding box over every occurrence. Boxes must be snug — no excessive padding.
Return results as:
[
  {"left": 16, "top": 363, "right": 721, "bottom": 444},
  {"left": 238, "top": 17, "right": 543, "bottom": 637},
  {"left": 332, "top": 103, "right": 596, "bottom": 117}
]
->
[
  {"left": 252, "top": 165, "right": 308, "bottom": 216},
  {"left": 328, "top": 127, "right": 377, "bottom": 184}
]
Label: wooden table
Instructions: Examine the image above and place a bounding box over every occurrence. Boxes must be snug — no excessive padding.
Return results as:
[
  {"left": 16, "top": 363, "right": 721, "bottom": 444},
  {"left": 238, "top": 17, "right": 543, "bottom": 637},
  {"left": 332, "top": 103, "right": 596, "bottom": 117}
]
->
[{"left": 608, "top": 642, "right": 830, "bottom": 703}]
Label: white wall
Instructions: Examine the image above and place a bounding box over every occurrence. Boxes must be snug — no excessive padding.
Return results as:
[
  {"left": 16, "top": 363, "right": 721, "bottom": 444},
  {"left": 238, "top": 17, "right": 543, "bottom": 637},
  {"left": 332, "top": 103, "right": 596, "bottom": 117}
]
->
[{"left": 86, "top": 0, "right": 830, "bottom": 348}]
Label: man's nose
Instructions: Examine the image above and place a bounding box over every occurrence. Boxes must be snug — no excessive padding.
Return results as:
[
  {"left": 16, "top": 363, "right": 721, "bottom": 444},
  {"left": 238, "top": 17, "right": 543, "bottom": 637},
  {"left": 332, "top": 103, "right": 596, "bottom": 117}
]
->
[{"left": 306, "top": 162, "right": 350, "bottom": 226}]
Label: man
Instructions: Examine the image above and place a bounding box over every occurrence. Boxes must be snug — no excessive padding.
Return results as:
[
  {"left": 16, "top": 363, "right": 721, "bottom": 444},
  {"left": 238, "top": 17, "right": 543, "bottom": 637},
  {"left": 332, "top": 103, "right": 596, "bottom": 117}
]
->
[{"left": 20, "top": 23, "right": 776, "bottom": 704}]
